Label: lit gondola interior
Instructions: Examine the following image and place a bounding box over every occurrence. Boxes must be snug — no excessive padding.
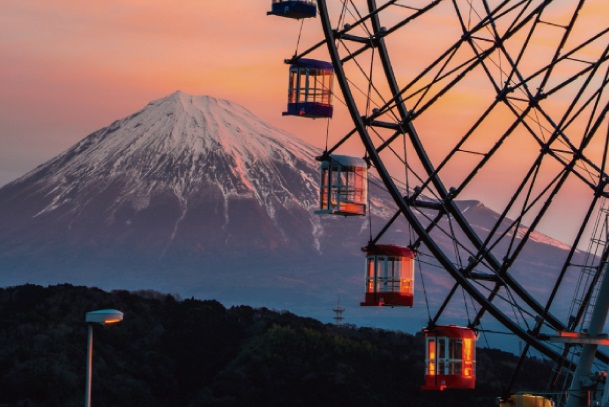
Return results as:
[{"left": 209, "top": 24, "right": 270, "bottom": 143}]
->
[
  {"left": 422, "top": 325, "right": 476, "bottom": 391},
  {"left": 499, "top": 394, "right": 554, "bottom": 407},
  {"left": 360, "top": 245, "right": 415, "bottom": 307},
  {"left": 283, "top": 58, "right": 334, "bottom": 118},
  {"left": 315, "top": 154, "right": 367, "bottom": 216},
  {"left": 267, "top": 0, "right": 317, "bottom": 19}
]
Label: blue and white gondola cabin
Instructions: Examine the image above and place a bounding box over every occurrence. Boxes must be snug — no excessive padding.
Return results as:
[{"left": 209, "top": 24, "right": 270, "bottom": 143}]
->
[
  {"left": 267, "top": 0, "right": 317, "bottom": 19},
  {"left": 315, "top": 155, "right": 367, "bottom": 216},
  {"left": 284, "top": 59, "right": 334, "bottom": 119}
]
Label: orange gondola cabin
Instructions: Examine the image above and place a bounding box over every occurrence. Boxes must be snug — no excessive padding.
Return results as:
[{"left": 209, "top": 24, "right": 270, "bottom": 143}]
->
[
  {"left": 267, "top": 0, "right": 317, "bottom": 19},
  {"left": 422, "top": 325, "right": 476, "bottom": 391},
  {"left": 284, "top": 59, "right": 334, "bottom": 119},
  {"left": 315, "top": 155, "right": 367, "bottom": 216},
  {"left": 361, "top": 245, "right": 415, "bottom": 307}
]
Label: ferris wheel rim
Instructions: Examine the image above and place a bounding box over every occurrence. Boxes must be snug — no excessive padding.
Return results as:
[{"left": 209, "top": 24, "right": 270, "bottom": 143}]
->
[{"left": 314, "top": 0, "right": 609, "bottom": 373}]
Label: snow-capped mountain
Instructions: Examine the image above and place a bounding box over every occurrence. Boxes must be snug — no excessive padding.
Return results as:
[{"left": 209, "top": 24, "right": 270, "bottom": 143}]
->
[
  {"left": 2, "top": 91, "right": 334, "bottom": 255},
  {"left": 0, "top": 91, "right": 382, "bottom": 322},
  {"left": 0, "top": 92, "right": 580, "bottom": 330}
]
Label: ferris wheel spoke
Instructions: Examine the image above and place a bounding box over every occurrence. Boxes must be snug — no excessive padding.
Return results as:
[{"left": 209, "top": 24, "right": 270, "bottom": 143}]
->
[
  {"left": 364, "top": 2, "right": 569, "bottom": 326},
  {"left": 278, "top": 0, "right": 609, "bottom": 392},
  {"left": 516, "top": 32, "right": 609, "bottom": 100},
  {"left": 374, "top": 3, "right": 606, "bottom": 341},
  {"left": 268, "top": 0, "right": 609, "bottom": 396},
  {"left": 430, "top": 282, "right": 461, "bottom": 326},
  {"left": 382, "top": 0, "right": 443, "bottom": 36},
  {"left": 325, "top": 1, "right": 572, "bottom": 361},
  {"left": 535, "top": 61, "right": 609, "bottom": 142}
]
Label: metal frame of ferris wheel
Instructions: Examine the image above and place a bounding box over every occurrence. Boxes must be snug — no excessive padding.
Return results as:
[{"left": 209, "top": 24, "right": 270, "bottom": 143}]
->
[{"left": 284, "top": 0, "right": 609, "bottom": 401}]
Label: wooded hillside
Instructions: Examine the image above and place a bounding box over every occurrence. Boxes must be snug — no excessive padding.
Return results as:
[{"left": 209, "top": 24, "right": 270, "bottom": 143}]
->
[{"left": 0, "top": 284, "right": 551, "bottom": 406}]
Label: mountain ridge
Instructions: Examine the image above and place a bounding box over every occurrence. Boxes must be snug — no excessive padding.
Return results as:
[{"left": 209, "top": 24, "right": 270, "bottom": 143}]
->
[
  {"left": 0, "top": 91, "right": 577, "bottom": 331},
  {"left": 11, "top": 93, "right": 317, "bottom": 218},
  {"left": 0, "top": 91, "right": 329, "bottom": 256}
]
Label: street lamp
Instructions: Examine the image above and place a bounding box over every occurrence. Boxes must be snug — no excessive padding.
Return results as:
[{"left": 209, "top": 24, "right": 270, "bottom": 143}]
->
[{"left": 85, "top": 309, "right": 124, "bottom": 407}]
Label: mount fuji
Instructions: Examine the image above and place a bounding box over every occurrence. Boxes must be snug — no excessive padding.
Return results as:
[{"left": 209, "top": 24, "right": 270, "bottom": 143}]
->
[
  {"left": 0, "top": 91, "right": 579, "bottom": 330},
  {"left": 3, "top": 91, "right": 328, "bottom": 253},
  {"left": 0, "top": 92, "right": 388, "bottom": 323}
]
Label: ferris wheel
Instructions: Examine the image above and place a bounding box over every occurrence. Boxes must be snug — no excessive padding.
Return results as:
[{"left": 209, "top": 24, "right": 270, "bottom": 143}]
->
[{"left": 268, "top": 0, "right": 609, "bottom": 404}]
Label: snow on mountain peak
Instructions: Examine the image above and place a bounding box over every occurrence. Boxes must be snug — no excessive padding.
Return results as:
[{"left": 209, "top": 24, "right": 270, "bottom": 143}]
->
[
  {"left": 119, "top": 91, "right": 316, "bottom": 169},
  {"left": 23, "top": 92, "right": 322, "bottom": 224}
]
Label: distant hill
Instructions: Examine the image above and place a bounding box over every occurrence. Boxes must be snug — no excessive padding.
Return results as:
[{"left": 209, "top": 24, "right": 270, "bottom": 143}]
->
[{"left": 0, "top": 284, "right": 552, "bottom": 407}]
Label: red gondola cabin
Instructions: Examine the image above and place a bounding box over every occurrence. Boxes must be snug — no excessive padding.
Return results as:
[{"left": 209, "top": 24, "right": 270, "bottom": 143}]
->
[
  {"left": 315, "top": 155, "right": 367, "bottom": 216},
  {"left": 267, "top": 0, "right": 317, "bottom": 19},
  {"left": 422, "top": 325, "right": 476, "bottom": 391},
  {"left": 284, "top": 59, "right": 334, "bottom": 119},
  {"left": 360, "top": 245, "right": 415, "bottom": 306}
]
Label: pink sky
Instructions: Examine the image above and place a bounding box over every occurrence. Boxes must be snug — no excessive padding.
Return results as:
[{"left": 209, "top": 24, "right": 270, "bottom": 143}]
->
[
  {"left": 1, "top": 0, "right": 608, "bottom": 244},
  {"left": 0, "top": 0, "right": 343, "bottom": 186}
]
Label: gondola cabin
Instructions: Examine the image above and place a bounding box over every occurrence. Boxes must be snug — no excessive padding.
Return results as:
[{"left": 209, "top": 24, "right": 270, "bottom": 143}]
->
[
  {"left": 315, "top": 155, "right": 367, "bottom": 216},
  {"left": 284, "top": 59, "right": 334, "bottom": 118},
  {"left": 267, "top": 0, "right": 317, "bottom": 19},
  {"left": 422, "top": 325, "right": 476, "bottom": 391},
  {"left": 360, "top": 245, "right": 415, "bottom": 306}
]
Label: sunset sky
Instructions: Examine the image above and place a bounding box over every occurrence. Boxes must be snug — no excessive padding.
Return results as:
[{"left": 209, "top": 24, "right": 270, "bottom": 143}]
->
[
  {"left": 2, "top": 0, "right": 608, "bottom": 244},
  {"left": 1, "top": 0, "right": 339, "bottom": 186}
]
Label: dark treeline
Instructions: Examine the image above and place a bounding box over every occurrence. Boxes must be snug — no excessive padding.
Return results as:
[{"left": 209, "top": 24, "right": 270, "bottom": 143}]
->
[{"left": 0, "top": 284, "right": 551, "bottom": 406}]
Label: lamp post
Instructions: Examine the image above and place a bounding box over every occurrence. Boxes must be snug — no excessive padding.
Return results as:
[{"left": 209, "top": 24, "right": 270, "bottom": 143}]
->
[{"left": 85, "top": 309, "right": 123, "bottom": 407}]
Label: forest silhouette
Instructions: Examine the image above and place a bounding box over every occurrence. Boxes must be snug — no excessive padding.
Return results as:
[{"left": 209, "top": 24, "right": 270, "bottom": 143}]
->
[{"left": 0, "top": 284, "right": 551, "bottom": 406}]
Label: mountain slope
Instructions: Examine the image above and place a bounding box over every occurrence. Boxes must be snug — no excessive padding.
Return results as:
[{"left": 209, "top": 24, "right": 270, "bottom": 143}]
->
[
  {"left": 0, "top": 92, "right": 331, "bottom": 255},
  {"left": 0, "top": 92, "right": 379, "bottom": 322},
  {"left": 0, "top": 91, "right": 580, "bottom": 332}
]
